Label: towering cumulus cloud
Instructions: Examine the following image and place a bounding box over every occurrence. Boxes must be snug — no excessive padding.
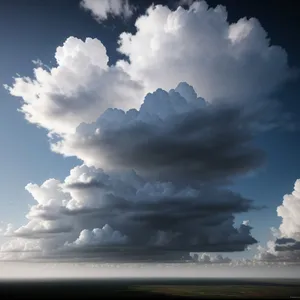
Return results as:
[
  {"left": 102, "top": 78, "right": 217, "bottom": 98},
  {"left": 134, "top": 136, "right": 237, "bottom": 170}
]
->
[
  {"left": 256, "top": 180, "right": 300, "bottom": 262},
  {"left": 117, "top": 1, "right": 291, "bottom": 102},
  {"left": 2, "top": 1, "right": 293, "bottom": 262}
]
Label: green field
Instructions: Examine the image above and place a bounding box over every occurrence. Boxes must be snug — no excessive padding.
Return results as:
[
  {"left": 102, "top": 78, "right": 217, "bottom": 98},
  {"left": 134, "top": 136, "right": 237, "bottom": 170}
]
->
[
  {"left": 131, "top": 283, "right": 300, "bottom": 298},
  {"left": 1, "top": 278, "right": 299, "bottom": 299}
]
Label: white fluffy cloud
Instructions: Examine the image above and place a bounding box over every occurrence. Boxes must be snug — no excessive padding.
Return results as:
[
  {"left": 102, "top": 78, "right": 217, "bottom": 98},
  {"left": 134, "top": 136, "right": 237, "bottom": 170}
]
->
[
  {"left": 191, "top": 253, "right": 231, "bottom": 264},
  {"left": 117, "top": 1, "right": 291, "bottom": 103},
  {"left": 5, "top": 37, "right": 143, "bottom": 134},
  {"left": 13, "top": 219, "right": 72, "bottom": 237},
  {"left": 255, "top": 242, "right": 300, "bottom": 263},
  {"left": 0, "top": 223, "right": 16, "bottom": 236},
  {"left": 25, "top": 179, "right": 68, "bottom": 206},
  {"left": 66, "top": 225, "right": 128, "bottom": 248},
  {"left": 0, "top": 238, "right": 41, "bottom": 253},
  {"left": 0, "top": 238, "right": 42, "bottom": 261},
  {"left": 255, "top": 180, "right": 300, "bottom": 262},
  {"left": 277, "top": 179, "right": 300, "bottom": 240},
  {"left": 80, "top": 0, "right": 134, "bottom": 22}
]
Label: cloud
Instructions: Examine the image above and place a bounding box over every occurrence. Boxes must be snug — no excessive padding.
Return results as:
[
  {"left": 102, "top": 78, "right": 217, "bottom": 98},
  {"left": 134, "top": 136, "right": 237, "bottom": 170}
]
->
[
  {"left": 3, "top": 1, "right": 295, "bottom": 262},
  {"left": 0, "top": 163, "right": 257, "bottom": 261},
  {"left": 65, "top": 225, "right": 128, "bottom": 248},
  {"left": 0, "top": 223, "right": 15, "bottom": 236},
  {"left": 276, "top": 237, "right": 298, "bottom": 245},
  {"left": 117, "top": 1, "right": 292, "bottom": 103},
  {"left": 5, "top": 36, "right": 143, "bottom": 135},
  {"left": 255, "top": 242, "right": 300, "bottom": 263},
  {"left": 277, "top": 179, "right": 300, "bottom": 240},
  {"left": 5, "top": 2, "right": 293, "bottom": 137},
  {"left": 191, "top": 253, "right": 231, "bottom": 264},
  {"left": 255, "top": 179, "right": 300, "bottom": 262},
  {"left": 275, "top": 240, "right": 300, "bottom": 252},
  {"left": 80, "top": 0, "right": 134, "bottom": 22},
  {"left": 0, "top": 238, "right": 41, "bottom": 253},
  {"left": 25, "top": 178, "right": 68, "bottom": 206},
  {"left": 0, "top": 238, "right": 42, "bottom": 261},
  {"left": 52, "top": 83, "right": 265, "bottom": 184},
  {"left": 12, "top": 220, "right": 73, "bottom": 238},
  {"left": 229, "top": 258, "right": 254, "bottom": 267},
  {"left": 177, "top": 0, "right": 195, "bottom": 7}
]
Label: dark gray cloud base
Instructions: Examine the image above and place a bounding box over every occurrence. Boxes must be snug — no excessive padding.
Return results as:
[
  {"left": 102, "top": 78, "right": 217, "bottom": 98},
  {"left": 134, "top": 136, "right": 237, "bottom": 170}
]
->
[
  {"left": 55, "top": 83, "right": 266, "bottom": 185},
  {"left": 0, "top": 82, "right": 274, "bottom": 261}
]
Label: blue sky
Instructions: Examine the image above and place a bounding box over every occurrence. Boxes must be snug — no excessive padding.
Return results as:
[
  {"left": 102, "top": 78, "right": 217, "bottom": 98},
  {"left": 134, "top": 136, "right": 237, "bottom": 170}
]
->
[{"left": 0, "top": 0, "right": 300, "bottom": 263}]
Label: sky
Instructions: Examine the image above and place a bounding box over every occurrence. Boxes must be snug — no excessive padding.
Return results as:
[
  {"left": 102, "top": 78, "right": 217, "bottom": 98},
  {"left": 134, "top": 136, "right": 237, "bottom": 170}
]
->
[{"left": 0, "top": 0, "right": 300, "bottom": 270}]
